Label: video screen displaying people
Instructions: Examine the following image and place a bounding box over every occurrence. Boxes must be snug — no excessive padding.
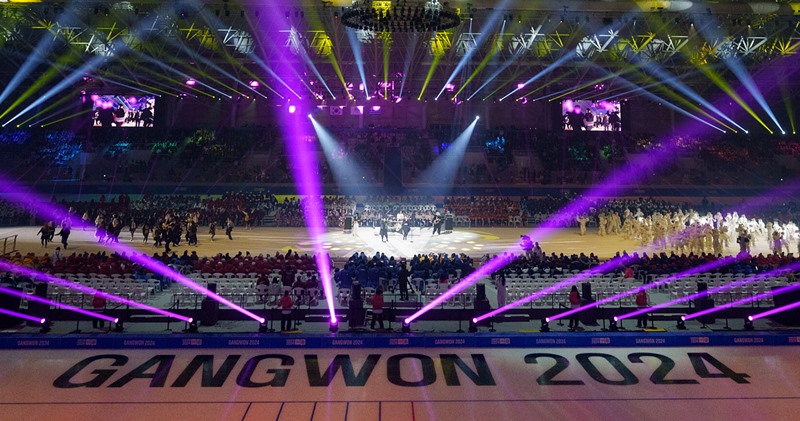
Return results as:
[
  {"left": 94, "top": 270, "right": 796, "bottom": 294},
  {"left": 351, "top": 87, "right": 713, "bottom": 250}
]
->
[
  {"left": 562, "top": 99, "right": 621, "bottom": 131},
  {"left": 92, "top": 95, "right": 156, "bottom": 127}
]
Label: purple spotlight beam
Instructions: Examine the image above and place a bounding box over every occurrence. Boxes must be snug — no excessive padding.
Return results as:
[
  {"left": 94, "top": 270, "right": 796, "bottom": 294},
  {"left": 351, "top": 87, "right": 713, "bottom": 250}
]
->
[
  {"left": 0, "top": 261, "right": 192, "bottom": 323},
  {"left": 466, "top": 176, "right": 800, "bottom": 324},
  {"left": 0, "top": 285, "right": 117, "bottom": 323},
  {"left": 686, "top": 276, "right": 800, "bottom": 321},
  {"left": 548, "top": 256, "right": 741, "bottom": 322},
  {"left": 619, "top": 260, "right": 800, "bottom": 321},
  {"left": 473, "top": 254, "right": 637, "bottom": 324},
  {"left": 0, "top": 175, "right": 264, "bottom": 324},
  {"left": 749, "top": 280, "right": 800, "bottom": 321},
  {"left": 406, "top": 253, "right": 517, "bottom": 324},
  {"left": 0, "top": 307, "right": 45, "bottom": 324},
  {"left": 277, "top": 116, "right": 337, "bottom": 322},
  {"left": 267, "top": 24, "right": 340, "bottom": 321}
]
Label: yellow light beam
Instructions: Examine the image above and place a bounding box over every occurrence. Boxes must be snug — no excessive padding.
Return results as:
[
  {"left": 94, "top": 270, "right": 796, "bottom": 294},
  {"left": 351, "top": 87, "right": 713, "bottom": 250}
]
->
[
  {"left": 18, "top": 88, "right": 83, "bottom": 126},
  {"left": 418, "top": 55, "right": 441, "bottom": 100},
  {"left": 454, "top": 33, "right": 503, "bottom": 99},
  {"left": 327, "top": 53, "right": 349, "bottom": 99},
  {"left": 129, "top": 61, "right": 215, "bottom": 98},
  {"left": 781, "top": 83, "right": 796, "bottom": 134},
  {"left": 0, "top": 54, "right": 79, "bottom": 119},
  {"left": 698, "top": 64, "right": 772, "bottom": 133},
  {"left": 41, "top": 109, "right": 91, "bottom": 127},
  {"left": 383, "top": 31, "right": 391, "bottom": 99}
]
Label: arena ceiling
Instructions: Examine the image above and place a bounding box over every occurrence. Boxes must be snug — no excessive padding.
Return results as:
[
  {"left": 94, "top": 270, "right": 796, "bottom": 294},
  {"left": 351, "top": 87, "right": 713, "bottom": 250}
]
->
[{"left": 2, "top": 1, "right": 800, "bottom": 105}]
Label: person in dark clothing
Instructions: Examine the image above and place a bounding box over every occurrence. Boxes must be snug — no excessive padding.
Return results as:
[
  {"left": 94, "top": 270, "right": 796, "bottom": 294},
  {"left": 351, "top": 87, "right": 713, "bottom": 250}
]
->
[
  {"left": 225, "top": 218, "right": 234, "bottom": 240},
  {"left": 635, "top": 287, "right": 649, "bottom": 328},
  {"left": 37, "top": 221, "right": 54, "bottom": 247},
  {"left": 208, "top": 221, "right": 216, "bottom": 241},
  {"left": 55, "top": 220, "right": 71, "bottom": 249},
  {"left": 432, "top": 213, "right": 443, "bottom": 235},
  {"left": 397, "top": 263, "right": 411, "bottom": 300},
  {"left": 379, "top": 219, "right": 389, "bottom": 242},
  {"left": 187, "top": 221, "right": 198, "bottom": 246}
]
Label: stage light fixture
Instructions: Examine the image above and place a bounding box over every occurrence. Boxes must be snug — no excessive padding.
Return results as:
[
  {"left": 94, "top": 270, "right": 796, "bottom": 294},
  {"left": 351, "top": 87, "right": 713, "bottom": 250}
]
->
[
  {"left": 185, "top": 319, "right": 198, "bottom": 333},
  {"left": 248, "top": 80, "right": 259, "bottom": 88},
  {"left": 258, "top": 321, "right": 269, "bottom": 334},
  {"left": 401, "top": 321, "right": 411, "bottom": 333},
  {"left": 609, "top": 318, "right": 619, "bottom": 332},
  {"left": 329, "top": 319, "right": 339, "bottom": 333},
  {"left": 540, "top": 319, "right": 550, "bottom": 332},
  {"left": 744, "top": 316, "right": 754, "bottom": 331},
  {"left": 185, "top": 79, "right": 197, "bottom": 86},
  {"left": 677, "top": 318, "right": 687, "bottom": 330},
  {"left": 341, "top": 1, "right": 461, "bottom": 33},
  {"left": 468, "top": 320, "right": 478, "bottom": 333},
  {"left": 0, "top": 262, "right": 193, "bottom": 323},
  {"left": 113, "top": 321, "right": 124, "bottom": 333},
  {"left": 288, "top": 105, "right": 296, "bottom": 114}
]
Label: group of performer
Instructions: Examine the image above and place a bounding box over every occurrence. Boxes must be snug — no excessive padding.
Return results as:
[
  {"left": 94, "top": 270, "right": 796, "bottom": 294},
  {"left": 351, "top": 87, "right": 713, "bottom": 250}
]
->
[
  {"left": 577, "top": 208, "right": 800, "bottom": 256},
  {"left": 37, "top": 208, "right": 240, "bottom": 253},
  {"left": 36, "top": 218, "right": 72, "bottom": 250},
  {"left": 352, "top": 210, "right": 445, "bottom": 242}
]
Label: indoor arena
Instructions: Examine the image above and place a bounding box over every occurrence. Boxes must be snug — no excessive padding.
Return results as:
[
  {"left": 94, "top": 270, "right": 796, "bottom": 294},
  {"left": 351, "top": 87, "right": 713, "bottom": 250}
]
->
[{"left": 1, "top": 0, "right": 800, "bottom": 420}]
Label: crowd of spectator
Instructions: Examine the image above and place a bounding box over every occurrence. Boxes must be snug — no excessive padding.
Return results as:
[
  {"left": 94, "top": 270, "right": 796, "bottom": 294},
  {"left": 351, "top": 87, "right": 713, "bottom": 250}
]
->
[
  {"left": 5, "top": 193, "right": 798, "bottom": 234},
  {"left": 0, "top": 200, "right": 33, "bottom": 226},
  {"left": 4, "top": 248, "right": 322, "bottom": 280},
  {"left": 3, "top": 126, "right": 797, "bottom": 189},
  {"left": 445, "top": 196, "right": 523, "bottom": 226},
  {"left": 273, "top": 196, "right": 355, "bottom": 228},
  {"left": 6, "top": 245, "right": 798, "bottom": 302},
  {"left": 333, "top": 251, "right": 476, "bottom": 291}
]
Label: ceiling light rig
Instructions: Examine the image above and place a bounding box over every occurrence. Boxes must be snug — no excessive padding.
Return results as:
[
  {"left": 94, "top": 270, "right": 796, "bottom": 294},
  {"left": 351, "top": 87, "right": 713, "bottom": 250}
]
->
[{"left": 341, "top": 0, "right": 461, "bottom": 33}]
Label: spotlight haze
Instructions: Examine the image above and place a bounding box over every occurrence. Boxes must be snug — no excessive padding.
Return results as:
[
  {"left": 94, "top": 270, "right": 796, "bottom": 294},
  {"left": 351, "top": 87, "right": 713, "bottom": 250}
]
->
[
  {"left": 0, "top": 307, "right": 47, "bottom": 324},
  {"left": 0, "top": 261, "right": 191, "bottom": 322}
]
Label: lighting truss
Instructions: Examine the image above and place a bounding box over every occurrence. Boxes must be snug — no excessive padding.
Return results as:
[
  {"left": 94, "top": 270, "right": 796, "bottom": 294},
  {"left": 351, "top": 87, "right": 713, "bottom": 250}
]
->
[
  {"left": 507, "top": 25, "right": 544, "bottom": 57},
  {"left": 575, "top": 29, "right": 620, "bottom": 59},
  {"left": 715, "top": 36, "right": 769, "bottom": 59},
  {"left": 341, "top": 0, "right": 461, "bottom": 33},
  {"left": 455, "top": 32, "right": 478, "bottom": 57},
  {"left": 218, "top": 27, "right": 255, "bottom": 54},
  {"left": 429, "top": 31, "right": 451, "bottom": 57}
]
